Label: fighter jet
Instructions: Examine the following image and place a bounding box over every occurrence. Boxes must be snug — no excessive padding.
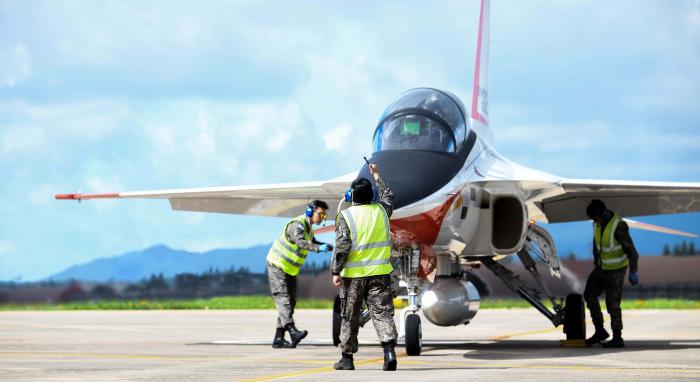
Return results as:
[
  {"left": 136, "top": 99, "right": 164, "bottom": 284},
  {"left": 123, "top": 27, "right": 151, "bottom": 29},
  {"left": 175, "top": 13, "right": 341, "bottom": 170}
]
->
[{"left": 57, "top": 0, "right": 700, "bottom": 355}]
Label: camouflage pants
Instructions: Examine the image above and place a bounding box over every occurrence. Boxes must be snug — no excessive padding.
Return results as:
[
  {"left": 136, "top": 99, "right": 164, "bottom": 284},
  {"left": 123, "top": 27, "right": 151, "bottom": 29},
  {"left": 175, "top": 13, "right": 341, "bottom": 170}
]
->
[
  {"left": 267, "top": 262, "right": 297, "bottom": 329},
  {"left": 584, "top": 267, "right": 627, "bottom": 332},
  {"left": 339, "top": 274, "right": 397, "bottom": 354}
]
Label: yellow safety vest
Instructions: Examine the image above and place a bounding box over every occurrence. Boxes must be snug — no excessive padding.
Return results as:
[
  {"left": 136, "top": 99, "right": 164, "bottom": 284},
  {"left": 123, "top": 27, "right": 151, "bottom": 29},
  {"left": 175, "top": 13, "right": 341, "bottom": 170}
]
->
[
  {"left": 266, "top": 215, "right": 313, "bottom": 276},
  {"left": 339, "top": 203, "right": 393, "bottom": 278},
  {"left": 593, "top": 213, "right": 629, "bottom": 270}
]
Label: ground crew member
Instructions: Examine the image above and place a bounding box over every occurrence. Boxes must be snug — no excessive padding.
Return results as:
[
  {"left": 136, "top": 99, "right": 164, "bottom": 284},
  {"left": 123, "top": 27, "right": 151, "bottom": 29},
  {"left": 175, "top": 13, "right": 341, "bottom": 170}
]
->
[
  {"left": 584, "top": 199, "right": 639, "bottom": 348},
  {"left": 266, "top": 200, "right": 333, "bottom": 349},
  {"left": 331, "top": 164, "right": 397, "bottom": 371}
]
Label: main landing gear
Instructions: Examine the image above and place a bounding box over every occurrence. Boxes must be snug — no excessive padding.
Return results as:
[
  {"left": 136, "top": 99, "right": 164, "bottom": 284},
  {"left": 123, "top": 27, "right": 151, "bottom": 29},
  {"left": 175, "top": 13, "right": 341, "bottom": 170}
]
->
[{"left": 479, "top": 224, "right": 586, "bottom": 340}]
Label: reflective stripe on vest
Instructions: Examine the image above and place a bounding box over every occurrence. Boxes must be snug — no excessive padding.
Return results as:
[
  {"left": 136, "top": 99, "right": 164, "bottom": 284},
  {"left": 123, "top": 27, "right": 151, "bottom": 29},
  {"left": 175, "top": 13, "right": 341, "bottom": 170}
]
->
[
  {"left": 593, "top": 214, "right": 629, "bottom": 270},
  {"left": 339, "top": 203, "right": 393, "bottom": 278},
  {"left": 266, "top": 215, "right": 312, "bottom": 276}
]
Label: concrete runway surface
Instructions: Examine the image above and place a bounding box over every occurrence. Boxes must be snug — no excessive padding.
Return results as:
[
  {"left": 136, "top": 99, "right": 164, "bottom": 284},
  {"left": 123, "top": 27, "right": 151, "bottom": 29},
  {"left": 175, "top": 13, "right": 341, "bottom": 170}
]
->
[{"left": 1, "top": 309, "right": 699, "bottom": 381}]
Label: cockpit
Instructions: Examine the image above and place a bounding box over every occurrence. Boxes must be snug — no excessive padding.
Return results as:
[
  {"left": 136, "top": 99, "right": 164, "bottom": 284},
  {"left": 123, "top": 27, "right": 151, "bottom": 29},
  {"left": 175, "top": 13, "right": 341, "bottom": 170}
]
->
[{"left": 372, "top": 88, "right": 469, "bottom": 154}]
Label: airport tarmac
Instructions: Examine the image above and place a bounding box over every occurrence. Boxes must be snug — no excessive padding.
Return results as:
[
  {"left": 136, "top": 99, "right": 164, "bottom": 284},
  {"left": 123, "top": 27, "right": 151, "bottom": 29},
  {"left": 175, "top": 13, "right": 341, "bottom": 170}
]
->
[{"left": 1, "top": 309, "right": 699, "bottom": 381}]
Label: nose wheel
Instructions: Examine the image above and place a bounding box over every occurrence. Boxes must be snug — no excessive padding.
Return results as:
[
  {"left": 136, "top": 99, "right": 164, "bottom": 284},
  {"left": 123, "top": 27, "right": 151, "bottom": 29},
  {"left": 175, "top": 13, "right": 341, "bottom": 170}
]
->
[{"left": 404, "top": 313, "right": 422, "bottom": 356}]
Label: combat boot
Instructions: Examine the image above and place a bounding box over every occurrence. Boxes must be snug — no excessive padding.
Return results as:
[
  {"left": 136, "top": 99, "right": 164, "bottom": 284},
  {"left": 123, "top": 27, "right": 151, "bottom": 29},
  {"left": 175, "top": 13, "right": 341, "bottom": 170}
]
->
[
  {"left": 272, "top": 328, "right": 294, "bottom": 349},
  {"left": 381, "top": 341, "right": 397, "bottom": 371},
  {"left": 285, "top": 323, "right": 308, "bottom": 347},
  {"left": 334, "top": 353, "right": 355, "bottom": 370},
  {"left": 602, "top": 330, "right": 625, "bottom": 348},
  {"left": 585, "top": 328, "right": 610, "bottom": 346}
]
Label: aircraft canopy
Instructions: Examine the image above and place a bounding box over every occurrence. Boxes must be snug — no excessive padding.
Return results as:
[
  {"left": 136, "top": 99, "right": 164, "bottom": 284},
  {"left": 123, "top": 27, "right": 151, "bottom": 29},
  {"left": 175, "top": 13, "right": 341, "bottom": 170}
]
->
[{"left": 372, "top": 88, "right": 468, "bottom": 154}]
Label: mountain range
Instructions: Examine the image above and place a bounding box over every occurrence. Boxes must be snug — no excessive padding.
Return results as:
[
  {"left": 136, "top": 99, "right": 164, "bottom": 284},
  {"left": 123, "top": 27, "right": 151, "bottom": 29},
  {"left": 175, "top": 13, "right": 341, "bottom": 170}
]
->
[{"left": 47, "top": 244, "right": 275, "bottom": 282}]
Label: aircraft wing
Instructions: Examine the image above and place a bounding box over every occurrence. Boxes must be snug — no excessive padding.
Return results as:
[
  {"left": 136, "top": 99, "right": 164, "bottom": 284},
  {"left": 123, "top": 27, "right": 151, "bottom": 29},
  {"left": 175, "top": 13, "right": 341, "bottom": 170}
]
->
[
  {"left": 473, "top": 155, "right": 700, "bottom": 224},
  {"left": 56, "top": 173, "right": 355, "bottom": 218},
  {"left": 537, "top": 178, "right": 700, "bottom": 223}
]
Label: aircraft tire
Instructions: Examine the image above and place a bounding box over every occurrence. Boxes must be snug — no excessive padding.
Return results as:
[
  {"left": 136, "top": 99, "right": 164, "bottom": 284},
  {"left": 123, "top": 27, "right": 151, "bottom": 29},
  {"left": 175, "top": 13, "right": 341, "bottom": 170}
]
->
[
  {"left": 332, "top": 295, "right": 342, "bottom": 346},
  {"left": 563, "top": 293, "right": 586, "bottom": 340},
  {"left": 405, "top": 314, "right": 422, "bottom": 356}
]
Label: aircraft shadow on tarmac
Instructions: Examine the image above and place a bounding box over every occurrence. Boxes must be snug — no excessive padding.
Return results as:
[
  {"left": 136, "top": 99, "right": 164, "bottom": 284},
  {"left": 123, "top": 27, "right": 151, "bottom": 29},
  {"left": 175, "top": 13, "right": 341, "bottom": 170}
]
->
[
  {"left": 415, "top": 340, "right": 700, "bottom": 360},
  {"left": 195, "top": 339, "right": 700, "bottom": 361}
]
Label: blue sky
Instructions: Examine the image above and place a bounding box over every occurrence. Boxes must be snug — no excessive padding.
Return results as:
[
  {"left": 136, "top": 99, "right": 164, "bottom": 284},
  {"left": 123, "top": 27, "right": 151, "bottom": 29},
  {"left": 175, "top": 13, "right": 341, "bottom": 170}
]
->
[{"left": 1, "top": 0, "right": 699, "bottom": 281}]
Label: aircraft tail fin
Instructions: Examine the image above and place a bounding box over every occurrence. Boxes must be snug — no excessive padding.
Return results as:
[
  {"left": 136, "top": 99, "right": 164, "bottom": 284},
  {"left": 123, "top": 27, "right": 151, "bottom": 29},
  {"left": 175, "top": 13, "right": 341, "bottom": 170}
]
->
[{"left": 470, "top": 0, "right": 492, "bottom": 143}]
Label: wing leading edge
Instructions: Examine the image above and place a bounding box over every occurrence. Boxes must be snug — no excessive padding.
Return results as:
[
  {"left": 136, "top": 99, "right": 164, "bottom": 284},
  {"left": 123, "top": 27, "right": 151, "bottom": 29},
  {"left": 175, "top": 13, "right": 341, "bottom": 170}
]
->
[
  {"left": 477, "top": 177, "right": 700, "bottom": 225},
  {"left": 540, "top": 178, "right": 700, "bottom": 223},
  {"left": 56, "top": 172, "right": 355, "bottom": 218},
  {"left": 471, "top": 154, "right": 700, "bottom": 224}
]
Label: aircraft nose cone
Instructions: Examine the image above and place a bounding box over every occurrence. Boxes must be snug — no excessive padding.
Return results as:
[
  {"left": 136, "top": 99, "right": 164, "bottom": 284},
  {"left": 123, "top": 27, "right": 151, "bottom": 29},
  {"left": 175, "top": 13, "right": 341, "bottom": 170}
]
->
[{"left": 357, "top": 150, "right": 463, "bottom": 209}]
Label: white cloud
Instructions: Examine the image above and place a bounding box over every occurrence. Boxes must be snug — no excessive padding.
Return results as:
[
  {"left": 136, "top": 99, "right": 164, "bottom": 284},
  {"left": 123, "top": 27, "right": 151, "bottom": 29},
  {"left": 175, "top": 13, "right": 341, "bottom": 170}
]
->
[
  {"left": 86, "top": 176, "right": 123, "bottom": 194},
  {"left": 2, "top": 1, "right": 700, "bottom": 280},
  {"left": 145, "top": 124, "right": 176, "bottom": 154},
  {"left": 0, "top": 99, "right": 129, "bottom": 147},
  {"left": 191, "top": 108, "right": 218, "bottom": 156},
  {"left": 1, "top": 127, "right": 46, "bottom": 158},
  {"left": 322, "top": 123, "right": 353, "bottom": 152},
  {"left": 1, "top": 43, "right": 31, "bottom": 87},
  {"left": 177, "top": 19, "right": 204, "bottom": 48},
  {"left": 0, "top": 240, "right": 14, "bottom": 256},
  {"left": 29, "top": 183, "right": 61, "bottom": 206},
  {"left": 265, "top": 129, "right": 292, "bottom": 152},
  {"left": 497, "top": 121, "right": 612, "bottom": 154},
  {"left": 684, "top": 0, "right": 700, "bottom": 34}
]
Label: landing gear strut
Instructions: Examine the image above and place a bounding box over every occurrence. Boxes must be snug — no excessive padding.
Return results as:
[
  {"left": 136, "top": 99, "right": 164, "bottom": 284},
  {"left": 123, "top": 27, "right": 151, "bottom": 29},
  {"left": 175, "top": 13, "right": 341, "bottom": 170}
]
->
[{"left": 478, "top": 224, "right": 586, "bottom": 338}]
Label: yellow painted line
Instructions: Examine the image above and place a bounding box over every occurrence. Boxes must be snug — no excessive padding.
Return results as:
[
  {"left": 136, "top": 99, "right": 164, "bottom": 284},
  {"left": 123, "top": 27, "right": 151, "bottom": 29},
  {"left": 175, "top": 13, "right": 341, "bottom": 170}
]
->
[
  {"left": 237, "top": 322, "right": 565, "bottom": 382},
  {"left": 239, "top": 352, "right": 407, "bottom": 382},
  {"left": 237, "top": 319, "right": 585, "bottom": 382},
  {"left": 490, "top": 325, "right": 560, "bottom": 340},
  {"left": 489, "top": 316, "right": 605, "bottom": 340}
]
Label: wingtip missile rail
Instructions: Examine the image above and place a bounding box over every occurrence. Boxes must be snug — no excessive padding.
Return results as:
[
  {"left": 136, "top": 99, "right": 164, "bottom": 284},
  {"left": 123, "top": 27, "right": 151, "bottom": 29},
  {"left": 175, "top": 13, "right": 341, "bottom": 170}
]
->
[{"left": 55, "top": 193, "right": 120, "bottom": 201}]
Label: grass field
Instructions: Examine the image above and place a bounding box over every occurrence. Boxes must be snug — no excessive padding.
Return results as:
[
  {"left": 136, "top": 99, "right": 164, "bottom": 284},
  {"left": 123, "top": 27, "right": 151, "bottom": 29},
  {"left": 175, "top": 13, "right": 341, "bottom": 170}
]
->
[{"left": 1, "top": 296, "right": 699, "bottom": 310}]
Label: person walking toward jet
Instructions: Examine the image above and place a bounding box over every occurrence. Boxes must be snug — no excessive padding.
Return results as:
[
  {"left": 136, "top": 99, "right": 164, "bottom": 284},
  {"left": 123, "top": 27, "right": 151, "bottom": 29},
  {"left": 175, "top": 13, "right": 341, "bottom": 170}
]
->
[
  {"left": 266, "top": 200, "right": 333, "bottom": 349},
  {"left": 331, "top": 163, "right": 398, "bottom": 371},
  {"left": 583, "top": 199, "right": 640, "bottom": 348}
]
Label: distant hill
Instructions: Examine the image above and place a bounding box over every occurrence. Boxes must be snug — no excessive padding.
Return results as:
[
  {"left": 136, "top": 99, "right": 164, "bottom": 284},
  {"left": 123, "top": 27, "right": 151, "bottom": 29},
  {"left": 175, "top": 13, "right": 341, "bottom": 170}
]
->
[{"left": 47, "top": 244, "right": 272, "bottom": 282}]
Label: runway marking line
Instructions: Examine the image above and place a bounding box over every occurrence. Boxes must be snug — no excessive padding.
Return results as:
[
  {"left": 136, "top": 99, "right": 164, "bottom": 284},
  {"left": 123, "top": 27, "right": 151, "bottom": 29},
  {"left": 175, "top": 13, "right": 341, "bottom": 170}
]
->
[
  {"left": 238, "top": 352, "right": 409, "bottom": 382},
  {"left": 237, "top": 315, "right": 657, "bottom": 382},
  {"left": 490, "top": 325, "right": 560, "bottom": 340},
  {"left": 237, "top": 323, "right": 566, "bottom": 382}
]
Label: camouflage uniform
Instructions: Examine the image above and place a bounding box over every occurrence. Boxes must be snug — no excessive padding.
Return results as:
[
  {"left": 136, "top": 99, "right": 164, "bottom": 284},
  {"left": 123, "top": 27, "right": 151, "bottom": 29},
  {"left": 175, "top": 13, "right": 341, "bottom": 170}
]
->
[
  {"left": 268, "top": 218, "right": 322, "bottom": 329},
  {"left": 331, "top": 176, "right": 397, "bottom": 354},
  {"left": 584, "top": 216, "right": 639, "bottom": 332}
]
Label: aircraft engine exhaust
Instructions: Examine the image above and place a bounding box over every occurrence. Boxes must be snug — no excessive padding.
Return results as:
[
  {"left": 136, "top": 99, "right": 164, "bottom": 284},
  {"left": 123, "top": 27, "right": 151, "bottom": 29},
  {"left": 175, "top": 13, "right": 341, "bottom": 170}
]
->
[{"left": 421, "top": 277, "right": 480, "bottom": 326}]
